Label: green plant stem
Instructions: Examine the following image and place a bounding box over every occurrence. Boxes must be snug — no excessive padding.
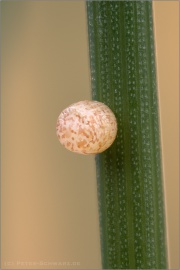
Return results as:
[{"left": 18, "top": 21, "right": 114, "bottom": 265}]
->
[{"left": 86, "top": 1, "right": 167, "bottom": 269}]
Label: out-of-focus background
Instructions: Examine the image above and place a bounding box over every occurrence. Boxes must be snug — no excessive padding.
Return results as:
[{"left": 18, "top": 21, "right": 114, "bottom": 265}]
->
[{"left": 1, "top": 1, "right": 179, "bottom": 269}]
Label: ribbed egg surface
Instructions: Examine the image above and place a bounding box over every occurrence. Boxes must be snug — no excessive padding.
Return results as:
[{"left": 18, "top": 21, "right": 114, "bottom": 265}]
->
[{"left": 56, "top": 100, "right": 117, "bottom": 155}]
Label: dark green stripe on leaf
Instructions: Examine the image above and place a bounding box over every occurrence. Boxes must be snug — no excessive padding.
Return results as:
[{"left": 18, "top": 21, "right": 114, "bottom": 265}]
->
[{"left": 86, "top": 1, "right": 167, "bottom": 269}]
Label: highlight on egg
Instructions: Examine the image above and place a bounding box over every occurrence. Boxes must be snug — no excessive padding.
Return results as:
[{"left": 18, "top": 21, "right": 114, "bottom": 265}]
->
[{"left": 56, "top": 100, "right": 117, "bottom": 155}]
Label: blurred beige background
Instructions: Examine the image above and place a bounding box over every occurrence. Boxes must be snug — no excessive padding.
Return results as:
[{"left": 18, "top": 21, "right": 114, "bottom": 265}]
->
[{"left": 1, "top": 1, "right": 179, "bottom": 269}]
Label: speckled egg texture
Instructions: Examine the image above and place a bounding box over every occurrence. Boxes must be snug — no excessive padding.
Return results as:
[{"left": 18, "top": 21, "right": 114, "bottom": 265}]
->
[{"left": 56, "top": 100, "right": 117, "bottom": 155}]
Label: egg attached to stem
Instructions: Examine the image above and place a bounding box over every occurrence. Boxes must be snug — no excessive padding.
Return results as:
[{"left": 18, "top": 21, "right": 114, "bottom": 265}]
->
[{"left": 56, "top": 100, "right": 117, "bottom": 155}]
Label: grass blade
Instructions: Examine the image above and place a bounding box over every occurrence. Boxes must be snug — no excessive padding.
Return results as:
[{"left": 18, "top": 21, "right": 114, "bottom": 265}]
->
[{"left": 86, "top": 1, "right": 167, "bottom": 269}]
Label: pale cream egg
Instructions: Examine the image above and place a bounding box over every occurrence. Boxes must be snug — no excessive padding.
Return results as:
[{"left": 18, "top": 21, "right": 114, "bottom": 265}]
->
[{"left": 56, "top": 100, "right": 117, "bottom": 155}]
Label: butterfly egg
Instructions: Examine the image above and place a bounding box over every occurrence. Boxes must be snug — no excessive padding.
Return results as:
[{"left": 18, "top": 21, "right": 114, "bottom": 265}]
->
[{"left": 56, "top": 100, "right": 117, "bottom": 155}]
